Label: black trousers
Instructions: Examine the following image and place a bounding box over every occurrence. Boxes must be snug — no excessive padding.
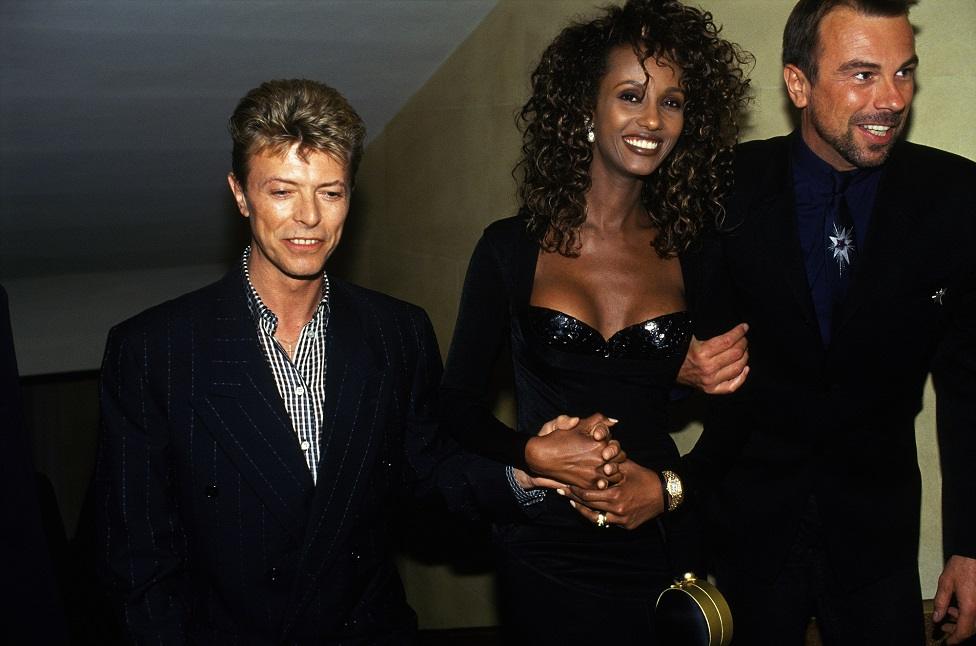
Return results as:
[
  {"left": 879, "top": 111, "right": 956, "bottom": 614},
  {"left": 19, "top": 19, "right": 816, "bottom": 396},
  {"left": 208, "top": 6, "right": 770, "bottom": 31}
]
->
[{"left": 716, "top": 498, "right": 925, "bottom": 646}]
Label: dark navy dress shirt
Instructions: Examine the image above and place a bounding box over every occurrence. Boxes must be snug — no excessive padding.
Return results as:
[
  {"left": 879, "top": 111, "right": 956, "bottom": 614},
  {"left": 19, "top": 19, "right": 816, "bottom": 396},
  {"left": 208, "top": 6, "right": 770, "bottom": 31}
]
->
[{"left": 791, "top": 133, "right": 882, "bottom": 345}]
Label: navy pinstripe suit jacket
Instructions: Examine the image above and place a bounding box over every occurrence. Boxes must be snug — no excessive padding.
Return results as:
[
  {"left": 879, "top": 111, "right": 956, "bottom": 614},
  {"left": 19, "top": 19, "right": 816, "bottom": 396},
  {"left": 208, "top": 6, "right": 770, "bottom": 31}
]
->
[{"left": 96, "top": 269, "right": 517, "bottom": 644}]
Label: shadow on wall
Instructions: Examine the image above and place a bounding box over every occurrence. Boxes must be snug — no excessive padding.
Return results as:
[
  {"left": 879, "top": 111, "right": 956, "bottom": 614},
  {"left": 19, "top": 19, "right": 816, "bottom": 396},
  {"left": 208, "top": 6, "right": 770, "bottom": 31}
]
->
[{"left": 326, "top": 182, "right": 373, "bottom": 283}]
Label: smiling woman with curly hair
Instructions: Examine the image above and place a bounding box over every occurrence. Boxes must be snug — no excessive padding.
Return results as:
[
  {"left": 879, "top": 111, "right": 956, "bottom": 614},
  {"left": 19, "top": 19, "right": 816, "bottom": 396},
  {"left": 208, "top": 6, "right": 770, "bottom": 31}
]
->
[
  {"left": 518, "top": 0, "right": 750, "bottom": 257},
  {"left": 440, "top": 1, "right": 752, "bottom": 643}
]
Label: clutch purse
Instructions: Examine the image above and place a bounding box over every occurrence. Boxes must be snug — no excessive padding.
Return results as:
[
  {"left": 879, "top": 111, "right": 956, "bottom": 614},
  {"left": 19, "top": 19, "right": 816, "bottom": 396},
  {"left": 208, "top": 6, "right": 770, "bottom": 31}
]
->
[{"left": 654, "top": 572, "right": 733, "bottom": 646}]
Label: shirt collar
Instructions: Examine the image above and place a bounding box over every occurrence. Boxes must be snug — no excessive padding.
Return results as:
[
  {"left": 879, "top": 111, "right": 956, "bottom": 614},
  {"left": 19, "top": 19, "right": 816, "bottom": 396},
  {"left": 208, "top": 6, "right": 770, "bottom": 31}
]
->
[
  {"left": 790, "top": 130, "right": 880, "bottom": 194},
  {"left": 241, "top": 246, "right": 330, "bottom": 334}
]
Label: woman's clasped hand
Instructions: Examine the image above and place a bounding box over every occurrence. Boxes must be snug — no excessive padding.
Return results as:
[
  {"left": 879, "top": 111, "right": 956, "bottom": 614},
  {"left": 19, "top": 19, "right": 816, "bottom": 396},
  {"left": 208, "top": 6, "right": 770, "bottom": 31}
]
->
[{"left": 514, "top": 413, "right": 626, "bottom": 491}]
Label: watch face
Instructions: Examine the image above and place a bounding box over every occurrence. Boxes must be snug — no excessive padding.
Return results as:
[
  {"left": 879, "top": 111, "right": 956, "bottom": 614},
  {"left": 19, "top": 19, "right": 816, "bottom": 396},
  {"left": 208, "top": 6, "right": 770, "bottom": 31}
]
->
[{"left": 661, "top": 471, "right": 684, "bottom": 512}]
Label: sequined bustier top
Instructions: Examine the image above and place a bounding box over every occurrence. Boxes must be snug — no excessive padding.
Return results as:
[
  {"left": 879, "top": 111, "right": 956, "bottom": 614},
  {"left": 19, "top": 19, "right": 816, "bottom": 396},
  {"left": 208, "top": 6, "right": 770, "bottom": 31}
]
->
[{"left": 527, "top": 306, "right": 692, "bottom": 360}]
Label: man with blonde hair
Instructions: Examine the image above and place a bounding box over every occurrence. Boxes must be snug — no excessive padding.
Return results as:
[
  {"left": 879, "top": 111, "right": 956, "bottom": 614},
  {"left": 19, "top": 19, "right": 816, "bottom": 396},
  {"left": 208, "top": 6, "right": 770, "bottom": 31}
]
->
[{"left": 96, "top": 79, "right": 525, "bottom": 644}]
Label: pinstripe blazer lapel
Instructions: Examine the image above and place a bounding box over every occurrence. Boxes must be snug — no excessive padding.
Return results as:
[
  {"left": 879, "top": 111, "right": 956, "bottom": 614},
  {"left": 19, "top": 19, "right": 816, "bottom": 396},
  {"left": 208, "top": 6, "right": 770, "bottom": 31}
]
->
[
  {"left": 192, "top": 272, "right": 314, "bottom": 543},
  {"left": 284, "top": 281, "right": 386, "bottom": 633}
]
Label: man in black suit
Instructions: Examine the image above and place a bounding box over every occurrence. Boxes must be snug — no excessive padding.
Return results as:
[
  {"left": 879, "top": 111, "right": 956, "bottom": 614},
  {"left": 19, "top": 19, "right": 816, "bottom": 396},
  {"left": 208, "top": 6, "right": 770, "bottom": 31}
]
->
[
  {"left": 687, "top": 1, "right": 976, "bottom": 644},
  {"left": 95, "top": 79, "right": 540, "bottom": 644}
]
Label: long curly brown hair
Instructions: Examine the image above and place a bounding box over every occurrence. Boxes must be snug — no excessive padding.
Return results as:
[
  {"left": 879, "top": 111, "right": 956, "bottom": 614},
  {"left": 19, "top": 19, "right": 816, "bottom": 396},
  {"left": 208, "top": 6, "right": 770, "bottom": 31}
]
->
[{"left": 516, "top": 0, "right": 752, "bottom": 257}]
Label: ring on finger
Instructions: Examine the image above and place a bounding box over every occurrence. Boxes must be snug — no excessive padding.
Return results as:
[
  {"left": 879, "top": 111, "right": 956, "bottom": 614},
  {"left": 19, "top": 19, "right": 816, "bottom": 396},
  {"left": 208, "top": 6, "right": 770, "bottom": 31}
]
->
[{"left": 596, "top": 512, "right": 608, "bottom": 528}]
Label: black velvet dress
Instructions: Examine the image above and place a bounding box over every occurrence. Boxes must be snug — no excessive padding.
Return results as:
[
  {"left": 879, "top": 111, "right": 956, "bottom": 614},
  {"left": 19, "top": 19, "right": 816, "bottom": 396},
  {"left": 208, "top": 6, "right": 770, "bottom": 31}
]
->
[{"left": 441, "top": 216, "right": 702, "bottom": 644}]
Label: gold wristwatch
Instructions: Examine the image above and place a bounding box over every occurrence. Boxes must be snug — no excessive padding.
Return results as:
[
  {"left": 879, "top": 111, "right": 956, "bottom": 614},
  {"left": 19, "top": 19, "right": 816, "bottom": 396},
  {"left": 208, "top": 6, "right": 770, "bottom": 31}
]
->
[{"left": 660, "top": 470, "right": 684, "bottom": 512}]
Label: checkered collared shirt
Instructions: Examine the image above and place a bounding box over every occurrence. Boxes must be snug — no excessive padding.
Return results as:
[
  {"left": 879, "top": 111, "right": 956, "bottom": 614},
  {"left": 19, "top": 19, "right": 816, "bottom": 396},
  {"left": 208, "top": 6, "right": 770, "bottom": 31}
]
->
[{"left": 242, "top": 248, "right": 329, "bottom": 484}]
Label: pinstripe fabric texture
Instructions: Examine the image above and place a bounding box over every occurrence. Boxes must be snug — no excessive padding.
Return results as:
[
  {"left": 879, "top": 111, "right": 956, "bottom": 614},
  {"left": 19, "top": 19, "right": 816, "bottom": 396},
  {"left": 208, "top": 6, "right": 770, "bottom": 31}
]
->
[
  {"left": 242, "top": 248, "right": 328, "bottom": 483},
  {"left": 95, "top": 268, "right": 520, "bottom": 644},
  {"left": 506, "top": 465, "right": 545, "bottom": 506}
]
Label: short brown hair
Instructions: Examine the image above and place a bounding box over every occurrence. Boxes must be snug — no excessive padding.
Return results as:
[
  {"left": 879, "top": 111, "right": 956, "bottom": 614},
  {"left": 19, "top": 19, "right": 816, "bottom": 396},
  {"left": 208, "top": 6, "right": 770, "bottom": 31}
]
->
[
  {"left": 783, "top": 0, "right": 916, "bottom": 82},
  {"left": 228, "top": 78, "right": 366, "bottom": 185}
]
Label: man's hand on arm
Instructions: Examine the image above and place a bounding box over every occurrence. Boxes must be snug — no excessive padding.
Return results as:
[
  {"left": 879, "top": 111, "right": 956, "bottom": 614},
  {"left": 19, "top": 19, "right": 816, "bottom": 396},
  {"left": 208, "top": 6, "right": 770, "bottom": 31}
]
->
[
  {"left": 934, "top": 555, "right": 976, "bottom": 644},
  {"left": 677, "top": 323, "right": 750, "bottom": 394}
]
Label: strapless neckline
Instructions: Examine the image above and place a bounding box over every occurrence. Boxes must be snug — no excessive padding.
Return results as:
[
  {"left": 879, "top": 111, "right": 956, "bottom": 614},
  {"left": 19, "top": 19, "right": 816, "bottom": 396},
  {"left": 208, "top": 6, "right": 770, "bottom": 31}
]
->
[
  {"left": 527, "top": 306, "right": 691, "bottom": 360},
  {"left": 528, "top": 306, "right": 687, "bottom": 343}
]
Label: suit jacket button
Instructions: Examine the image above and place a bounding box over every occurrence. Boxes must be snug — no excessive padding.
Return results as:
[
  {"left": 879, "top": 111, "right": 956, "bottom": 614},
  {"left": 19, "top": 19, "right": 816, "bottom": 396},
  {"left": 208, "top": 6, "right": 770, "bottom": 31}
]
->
[
  {"left": 268, "top": 567, "right": 279, "bottom": 584},
  {"left": 206, "top": 484, "right": 219, "bottom": 498}
]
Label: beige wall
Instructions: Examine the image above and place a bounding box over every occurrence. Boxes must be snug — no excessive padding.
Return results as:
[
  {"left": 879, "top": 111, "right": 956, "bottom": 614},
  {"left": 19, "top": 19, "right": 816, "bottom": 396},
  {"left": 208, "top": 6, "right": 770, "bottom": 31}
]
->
[{"left": 336, "top": 0, "right": 976, "bottom": 628}]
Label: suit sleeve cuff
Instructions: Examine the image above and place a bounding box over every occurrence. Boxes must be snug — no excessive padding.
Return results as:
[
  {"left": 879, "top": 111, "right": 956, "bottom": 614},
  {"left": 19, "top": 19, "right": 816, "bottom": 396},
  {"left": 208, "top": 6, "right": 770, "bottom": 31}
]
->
[{"left": 505, "top": 465, "right": 547, "bottom": 507}]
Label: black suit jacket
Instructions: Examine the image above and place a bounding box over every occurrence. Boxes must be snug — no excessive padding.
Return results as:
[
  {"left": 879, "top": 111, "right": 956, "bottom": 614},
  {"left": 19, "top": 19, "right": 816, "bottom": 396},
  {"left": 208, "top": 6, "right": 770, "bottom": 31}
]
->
[
  {"left": 688, "top": 135, "right": 976, "bottom": 582},
  {"left": 96, "top": 269, "right": 517, "bottom": 644}
]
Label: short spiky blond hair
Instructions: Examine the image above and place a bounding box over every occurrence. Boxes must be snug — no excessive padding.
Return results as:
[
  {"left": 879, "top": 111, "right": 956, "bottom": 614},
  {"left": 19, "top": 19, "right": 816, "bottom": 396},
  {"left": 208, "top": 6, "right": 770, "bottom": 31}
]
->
[{"left": 228, "top": 78, "right": 366, "bottom": 185}]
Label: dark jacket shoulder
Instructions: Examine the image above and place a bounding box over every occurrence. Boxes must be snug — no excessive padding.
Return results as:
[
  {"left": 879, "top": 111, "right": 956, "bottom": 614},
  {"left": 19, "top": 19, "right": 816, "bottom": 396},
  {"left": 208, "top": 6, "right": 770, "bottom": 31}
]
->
[
  {"left": 329, "top": 277, "right": 434, "bottom": 353},
  {"left": 888, "top": 140, "right": 976, "bottom": 183},
  {"left": 475, "top": 214, "right": 534, "bottom": 278},
  {"left": 331, "top": 276, "right": 425, "bottom": 320},
  {"left": 481, "top": 214, "right": 532, "bottom": 249},
  {"left": 723, "top": 136, "right": 793, "bottom": 230},
  {"left": 328, "top": 277, "right": 439, "bottom": 374},
  {"left": 732, "top": 136, "right": 792, "bottom": 185},
  {"left": 733, "top": 135, "right": 976, "bottom": 181},
  {"left": 107, "top": 272, "right": 237, "bottom": 342},
  {"left": 734, "top": 135, "right": 791, "bottom": 165},
  {"left": 109, "top": 269, "right": 432, "bottom": 340}
]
